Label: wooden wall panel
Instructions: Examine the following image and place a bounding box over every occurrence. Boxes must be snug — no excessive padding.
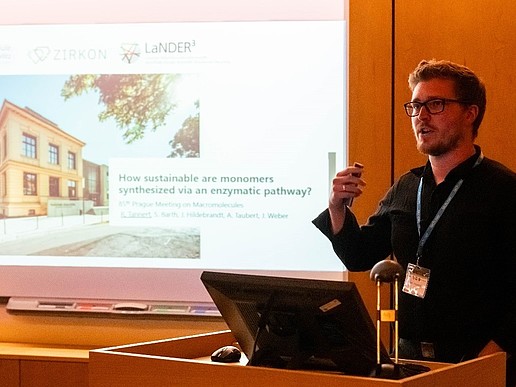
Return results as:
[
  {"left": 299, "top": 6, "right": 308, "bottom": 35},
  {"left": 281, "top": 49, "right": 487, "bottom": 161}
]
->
[
  {"left": 20, "top": 360, "right": 88, "bottom": 387},
  {"left": 394, "top": 0, "right": 516, "bottom": 177},
  {"left": 348, "top": 0, "right": 393, "bottom": 225},
  {"left": 0, "top": 359, "right": 20, "bottom": 387}
]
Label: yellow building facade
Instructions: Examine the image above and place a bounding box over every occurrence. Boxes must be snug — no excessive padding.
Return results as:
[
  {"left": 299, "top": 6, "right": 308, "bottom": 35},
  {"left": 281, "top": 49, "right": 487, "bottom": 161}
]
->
[{"left": 0, "top": 100, "right": 85, "bottom": 217}]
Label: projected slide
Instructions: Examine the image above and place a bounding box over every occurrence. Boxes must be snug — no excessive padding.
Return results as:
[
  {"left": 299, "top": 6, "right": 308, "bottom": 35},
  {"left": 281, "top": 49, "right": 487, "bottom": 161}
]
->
[{"left": 0, "top": 21, "right": 346, "bottom": 272}]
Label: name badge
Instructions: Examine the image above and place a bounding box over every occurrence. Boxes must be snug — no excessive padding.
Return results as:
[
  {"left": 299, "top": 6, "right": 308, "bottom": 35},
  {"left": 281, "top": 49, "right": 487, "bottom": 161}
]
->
[{"left": 402, "top": 263, "right": 431, "bottom": 298}]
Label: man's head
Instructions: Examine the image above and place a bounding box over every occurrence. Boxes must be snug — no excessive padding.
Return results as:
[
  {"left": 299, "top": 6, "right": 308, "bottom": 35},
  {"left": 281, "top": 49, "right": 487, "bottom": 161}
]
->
[{"left": 408, "top": 59, "right": 486, "bottom": 138}]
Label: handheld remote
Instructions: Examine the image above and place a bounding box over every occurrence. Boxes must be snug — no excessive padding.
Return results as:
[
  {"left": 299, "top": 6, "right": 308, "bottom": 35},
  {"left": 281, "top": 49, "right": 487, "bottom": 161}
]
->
[{"left": 343, "top": 162, "right": 364, "bottom": 207}]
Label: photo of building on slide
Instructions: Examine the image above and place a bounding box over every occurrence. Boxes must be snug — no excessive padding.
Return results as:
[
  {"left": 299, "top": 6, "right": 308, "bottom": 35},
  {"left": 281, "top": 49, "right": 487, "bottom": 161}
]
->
[{"left": 0, "top": 73, "right": 200, "bottom": 259}]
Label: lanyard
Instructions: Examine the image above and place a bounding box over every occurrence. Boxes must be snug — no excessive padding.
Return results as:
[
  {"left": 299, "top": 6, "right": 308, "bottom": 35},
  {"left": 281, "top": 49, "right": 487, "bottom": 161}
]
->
[{"left": 416, "top": 153, "right": 484, "bottom": 265}]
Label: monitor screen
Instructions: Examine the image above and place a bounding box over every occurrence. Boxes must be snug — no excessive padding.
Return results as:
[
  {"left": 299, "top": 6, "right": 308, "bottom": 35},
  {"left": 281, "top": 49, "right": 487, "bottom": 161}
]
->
[{"left": 201, "top": 271, "right": 392, "bottom": 376}]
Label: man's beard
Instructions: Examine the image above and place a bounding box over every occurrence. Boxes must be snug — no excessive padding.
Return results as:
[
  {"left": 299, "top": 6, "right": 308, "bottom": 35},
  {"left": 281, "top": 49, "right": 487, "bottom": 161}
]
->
[{"left": 416, "top": 130, "right": 463, "bottom": 157}]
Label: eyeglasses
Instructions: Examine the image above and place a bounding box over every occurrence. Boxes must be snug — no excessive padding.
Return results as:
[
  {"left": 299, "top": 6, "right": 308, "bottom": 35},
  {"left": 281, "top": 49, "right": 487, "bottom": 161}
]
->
[{"left": 403, "top": 98, "right": 468, "bottom": 117}]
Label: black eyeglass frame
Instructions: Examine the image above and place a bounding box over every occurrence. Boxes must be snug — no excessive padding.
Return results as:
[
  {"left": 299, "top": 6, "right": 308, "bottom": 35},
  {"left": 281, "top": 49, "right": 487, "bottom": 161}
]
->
[{"left": 403, "top": 98, "right": 470, "bottom": 117}]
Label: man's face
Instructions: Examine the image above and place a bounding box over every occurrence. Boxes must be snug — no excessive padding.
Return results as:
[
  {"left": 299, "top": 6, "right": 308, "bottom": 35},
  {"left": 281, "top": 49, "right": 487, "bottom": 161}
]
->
[{"left": 410, "top": 78, "right": 474, "bottom": 157}]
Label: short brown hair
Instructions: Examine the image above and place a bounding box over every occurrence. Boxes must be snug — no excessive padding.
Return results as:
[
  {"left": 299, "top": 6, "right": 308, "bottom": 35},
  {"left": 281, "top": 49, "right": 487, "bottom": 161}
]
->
[{"left": 408, "top": 59, "right": 486, "bottom": 137}]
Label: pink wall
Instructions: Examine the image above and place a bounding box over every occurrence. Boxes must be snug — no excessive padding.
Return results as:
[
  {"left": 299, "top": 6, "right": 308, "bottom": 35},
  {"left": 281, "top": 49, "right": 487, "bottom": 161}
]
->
[{"left": 1, "top": 0, "right": 345, "bottom": 24}]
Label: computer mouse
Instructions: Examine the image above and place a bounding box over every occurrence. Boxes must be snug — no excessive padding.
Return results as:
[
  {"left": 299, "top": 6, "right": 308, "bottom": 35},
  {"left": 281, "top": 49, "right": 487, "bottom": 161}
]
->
[{"left": 211, "top": 345, "right": 242, "bottom": 363}]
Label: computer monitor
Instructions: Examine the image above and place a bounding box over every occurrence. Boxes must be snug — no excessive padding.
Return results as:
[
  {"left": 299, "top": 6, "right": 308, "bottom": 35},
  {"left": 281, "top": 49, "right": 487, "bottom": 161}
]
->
[{"left": 201, "top": 271, "right": 393, "bottom": 376}]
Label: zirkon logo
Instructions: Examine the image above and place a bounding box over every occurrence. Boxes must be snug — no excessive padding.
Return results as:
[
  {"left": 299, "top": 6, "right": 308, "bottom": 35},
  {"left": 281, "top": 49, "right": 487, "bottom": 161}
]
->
[
  {"left": 120, "top": 43, "right": 140, "bottom": 64},
  {"left": 29, "top": 47, "right": 51, "bottom": 63},
  {"left": 28, "top": 46, "right": 108, "bottom": 63}
]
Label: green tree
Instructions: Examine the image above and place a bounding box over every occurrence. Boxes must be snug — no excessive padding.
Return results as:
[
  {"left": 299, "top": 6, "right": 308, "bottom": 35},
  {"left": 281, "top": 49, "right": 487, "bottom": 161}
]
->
[
  {"left": 168, "top": 100, "right": 200, "bottom": 158},
  {"left": 61, "top": 74, "right": 177, "bottom": 143}
]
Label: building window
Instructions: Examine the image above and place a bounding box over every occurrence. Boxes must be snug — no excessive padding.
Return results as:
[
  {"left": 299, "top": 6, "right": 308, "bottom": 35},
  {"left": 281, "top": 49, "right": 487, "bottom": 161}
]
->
[
  {"left": 68, "top": 180, "right": 77, "bottom": 198},
  {"left": 22, "top": 133, "right": 37, "bottom": 159},
  {"left": 68, "top": 151, "right": 76, "bottom": 170},
  {"left": 23, "top": 172, "right": 37, "bottom": 195},
  {"left": 49, "top": 176, "right": 60, "bottom": 197},
  {"left": 49, "top": 144, "right": 59, "bottom": 165},
  {"left": 87, "top": 166, "right": 97, "bottom": 192}
]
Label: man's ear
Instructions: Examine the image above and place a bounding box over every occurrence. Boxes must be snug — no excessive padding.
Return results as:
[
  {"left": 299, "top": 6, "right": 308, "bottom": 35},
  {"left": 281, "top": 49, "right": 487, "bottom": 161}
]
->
[{"left": 465, "top": 104, "right": 479, "bottom": 124}]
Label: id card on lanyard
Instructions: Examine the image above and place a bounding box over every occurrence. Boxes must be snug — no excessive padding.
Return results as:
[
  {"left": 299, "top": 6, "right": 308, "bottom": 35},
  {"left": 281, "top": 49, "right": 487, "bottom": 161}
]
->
[
  {"left": 402, "top": 153, "right": 484, "bottom": 299},
  {"left": 403, "top": 263, "right": 431, "bottom": 298}
]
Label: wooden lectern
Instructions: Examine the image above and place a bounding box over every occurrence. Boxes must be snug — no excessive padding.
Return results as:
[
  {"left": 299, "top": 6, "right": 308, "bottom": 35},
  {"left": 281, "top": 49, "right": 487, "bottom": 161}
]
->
[{"left": 89, "top": 330, "right": 506, "bottom": 387}]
